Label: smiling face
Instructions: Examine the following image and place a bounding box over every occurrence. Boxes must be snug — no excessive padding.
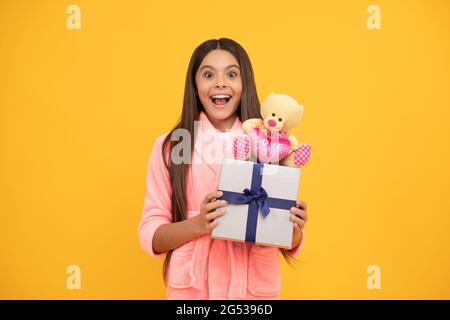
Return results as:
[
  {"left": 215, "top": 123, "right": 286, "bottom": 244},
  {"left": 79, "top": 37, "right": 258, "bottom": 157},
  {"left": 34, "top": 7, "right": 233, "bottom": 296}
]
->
[{"left": 195, "top": 49, "right": 243, "bottom": 131}]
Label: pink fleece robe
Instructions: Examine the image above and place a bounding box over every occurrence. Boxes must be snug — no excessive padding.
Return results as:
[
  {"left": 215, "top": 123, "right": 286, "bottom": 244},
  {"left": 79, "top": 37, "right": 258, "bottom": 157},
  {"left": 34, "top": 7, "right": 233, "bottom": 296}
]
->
[{"left": 138, "top": 111, "right": 304, "bottom": 300}]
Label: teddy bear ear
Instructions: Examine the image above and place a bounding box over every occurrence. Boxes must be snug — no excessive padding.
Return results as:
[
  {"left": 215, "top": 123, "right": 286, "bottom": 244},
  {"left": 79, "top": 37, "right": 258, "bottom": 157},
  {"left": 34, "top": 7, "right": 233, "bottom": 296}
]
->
[
  {"left": 262, "top": 92, "right": 273, "bottom": 105},
  {"left": 262, "top": 92, "right": 275, "bottom": 104}
]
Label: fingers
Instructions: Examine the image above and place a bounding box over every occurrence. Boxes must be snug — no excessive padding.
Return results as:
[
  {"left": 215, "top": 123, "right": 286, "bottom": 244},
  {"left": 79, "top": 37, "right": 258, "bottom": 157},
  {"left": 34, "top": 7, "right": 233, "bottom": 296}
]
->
[
  {"left": 204, "top": 199, "right": 227, "bottom": 213},
  {"left": 207, "top": 219, "right": 219, "bottom": 230},
  {"left": 201, "top": 191, "right": 223, "bottom": 207},
  {"left": 289, "top": 213, "right": 306, "bottom": 229},
  {"left": 206, "top": 209, "right": 225, "bottom": 222},
  {"left": 205, "top": 210, "right": 225, "bottom": 232},
  {"left": 290, "top": 206, "right": 308, "bottom": 222},
  {"left": 290, "top": 203, "right": 308, "bottom": 231},
  {"left": 296, "top": 200, "right": 307, "bottom": 211},
  {"left": 199, "top": 191, "right": 228, "bottom": 233}
]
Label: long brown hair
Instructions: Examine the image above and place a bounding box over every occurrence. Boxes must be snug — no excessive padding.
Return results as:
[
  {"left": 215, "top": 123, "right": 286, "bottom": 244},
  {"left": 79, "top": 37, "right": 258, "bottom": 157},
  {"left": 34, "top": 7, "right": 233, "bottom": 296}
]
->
[{"left": 160, "top": 38, "right": 298, "bottom": 283}]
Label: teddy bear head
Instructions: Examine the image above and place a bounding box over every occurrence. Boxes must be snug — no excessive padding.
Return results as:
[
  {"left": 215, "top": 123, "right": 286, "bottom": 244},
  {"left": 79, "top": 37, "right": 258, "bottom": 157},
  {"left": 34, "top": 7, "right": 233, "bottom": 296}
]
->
[{"left": 260, "top": 92, "right": 304, "bottom": 131}]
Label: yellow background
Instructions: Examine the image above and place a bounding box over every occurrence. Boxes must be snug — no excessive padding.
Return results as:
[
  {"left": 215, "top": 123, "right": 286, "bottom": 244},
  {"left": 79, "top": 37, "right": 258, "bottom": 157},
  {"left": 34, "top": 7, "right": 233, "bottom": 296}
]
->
[{"left": 1, "top": 0, "right": 449, "bottom": 299}]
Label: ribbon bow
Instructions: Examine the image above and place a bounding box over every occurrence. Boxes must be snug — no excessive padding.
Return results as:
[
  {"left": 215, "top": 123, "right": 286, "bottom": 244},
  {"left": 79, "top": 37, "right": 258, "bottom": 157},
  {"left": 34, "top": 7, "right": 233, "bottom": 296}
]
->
[{"left": 223, "top": 187, "right": 271, "bottom": 217}]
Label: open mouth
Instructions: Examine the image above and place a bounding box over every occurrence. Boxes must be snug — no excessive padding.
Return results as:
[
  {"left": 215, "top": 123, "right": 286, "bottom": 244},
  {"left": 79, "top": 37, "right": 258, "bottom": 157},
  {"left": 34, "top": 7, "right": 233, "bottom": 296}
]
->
[{"left": 210, "top": 94, "right": 232, "bottom": 107}]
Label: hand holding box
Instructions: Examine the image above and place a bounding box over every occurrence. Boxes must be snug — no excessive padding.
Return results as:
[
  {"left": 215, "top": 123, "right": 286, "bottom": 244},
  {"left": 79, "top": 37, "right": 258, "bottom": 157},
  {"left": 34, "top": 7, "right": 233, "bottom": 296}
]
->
[{"left": 211, "top": 159, "right": 301, "bottom": 249}]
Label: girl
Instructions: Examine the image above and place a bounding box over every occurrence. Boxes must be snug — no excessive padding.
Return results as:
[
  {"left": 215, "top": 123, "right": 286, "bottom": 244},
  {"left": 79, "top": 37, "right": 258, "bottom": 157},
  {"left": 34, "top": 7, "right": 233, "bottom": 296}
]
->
[{"left": 138, "top": 38, "right": 308, "bottom": 300}]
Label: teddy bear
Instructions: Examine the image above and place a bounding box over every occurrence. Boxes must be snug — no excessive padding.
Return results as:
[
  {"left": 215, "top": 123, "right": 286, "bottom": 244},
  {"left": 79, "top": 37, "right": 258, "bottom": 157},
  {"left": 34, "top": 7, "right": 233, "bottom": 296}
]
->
[{"left": 233, "top": 92, "right": 311, "bottom": 167}]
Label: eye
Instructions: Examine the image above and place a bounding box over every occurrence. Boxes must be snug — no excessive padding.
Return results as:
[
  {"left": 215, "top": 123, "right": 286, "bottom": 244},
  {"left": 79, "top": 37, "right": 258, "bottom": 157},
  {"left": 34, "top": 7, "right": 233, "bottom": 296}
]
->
[
  {"left": 228, "top": 71, "right": 239, "bottom": 78},
  {"left": 272, "top": 113, "right": 276, "bottom": 117},
  {"left": 203, "top": 71, "right": 214, "bottom": 79},
  {"left": 278, "top": 118, "right": 282, "bottom": 122}
]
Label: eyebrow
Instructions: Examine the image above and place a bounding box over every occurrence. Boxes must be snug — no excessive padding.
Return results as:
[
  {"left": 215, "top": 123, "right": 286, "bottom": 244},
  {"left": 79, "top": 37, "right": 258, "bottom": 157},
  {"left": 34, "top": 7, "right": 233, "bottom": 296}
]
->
[{"left": 199, "top": 64, "right": 240, "bottom": 71}]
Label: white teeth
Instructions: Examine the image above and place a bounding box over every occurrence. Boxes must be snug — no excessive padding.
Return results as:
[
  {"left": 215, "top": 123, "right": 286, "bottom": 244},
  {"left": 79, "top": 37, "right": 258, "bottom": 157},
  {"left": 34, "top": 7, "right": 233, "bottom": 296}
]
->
[{"left": 211, "top": 94, "right": 231, "bottom": 99}]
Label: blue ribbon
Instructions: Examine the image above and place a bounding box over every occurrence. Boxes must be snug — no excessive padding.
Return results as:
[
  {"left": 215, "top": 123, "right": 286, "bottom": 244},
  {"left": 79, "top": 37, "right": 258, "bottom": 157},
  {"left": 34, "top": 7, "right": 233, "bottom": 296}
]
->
[{"left": 219, "top": 162, "right": 296, "bottom": 243}]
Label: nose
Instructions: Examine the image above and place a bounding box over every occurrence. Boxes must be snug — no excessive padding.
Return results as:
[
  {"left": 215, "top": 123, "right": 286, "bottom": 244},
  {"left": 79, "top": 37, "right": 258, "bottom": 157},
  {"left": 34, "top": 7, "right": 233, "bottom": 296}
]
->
[
  {"left": 215, "top": 75, "right": 227, "bottom": 88},
  {"left": 268, "top": 119, "right": 277, "bottom": 127}
]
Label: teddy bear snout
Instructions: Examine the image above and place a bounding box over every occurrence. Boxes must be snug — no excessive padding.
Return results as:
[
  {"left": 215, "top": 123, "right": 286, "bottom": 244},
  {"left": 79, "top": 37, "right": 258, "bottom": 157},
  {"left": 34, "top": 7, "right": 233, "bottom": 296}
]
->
[{"left": 268, "top": 119, "right": 277, "bottom": 127}]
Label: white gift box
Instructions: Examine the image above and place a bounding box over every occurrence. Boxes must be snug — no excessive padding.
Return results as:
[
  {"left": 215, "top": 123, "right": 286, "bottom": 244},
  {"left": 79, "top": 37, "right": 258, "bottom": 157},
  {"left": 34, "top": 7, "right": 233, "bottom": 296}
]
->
[{"left": 211, "top": 159, "right": 301, "bottom": 249}]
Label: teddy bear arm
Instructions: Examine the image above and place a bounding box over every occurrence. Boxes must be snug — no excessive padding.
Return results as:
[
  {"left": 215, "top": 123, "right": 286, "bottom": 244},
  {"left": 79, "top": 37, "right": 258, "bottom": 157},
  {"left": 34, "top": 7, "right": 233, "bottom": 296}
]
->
[{"left": 242, "top": 118, "right": 263, "bottom": 133}]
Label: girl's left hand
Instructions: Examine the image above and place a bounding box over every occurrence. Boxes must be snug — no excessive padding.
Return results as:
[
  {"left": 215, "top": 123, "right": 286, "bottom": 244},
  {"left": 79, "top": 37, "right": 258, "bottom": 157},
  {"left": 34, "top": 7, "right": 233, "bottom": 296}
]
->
[{"left": 289, "top": 200, "right": 308, "bottom": 247}]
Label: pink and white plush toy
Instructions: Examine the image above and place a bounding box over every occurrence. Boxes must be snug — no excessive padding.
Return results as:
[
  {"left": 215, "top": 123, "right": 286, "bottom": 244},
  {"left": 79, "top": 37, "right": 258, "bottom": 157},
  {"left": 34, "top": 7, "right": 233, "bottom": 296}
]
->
[{"left": 233, "top": 92, "right": 311, "bottom": 168}]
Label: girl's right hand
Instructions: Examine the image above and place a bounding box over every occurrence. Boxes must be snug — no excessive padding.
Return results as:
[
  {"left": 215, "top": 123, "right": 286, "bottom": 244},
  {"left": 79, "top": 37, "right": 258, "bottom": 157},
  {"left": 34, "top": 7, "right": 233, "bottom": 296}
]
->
[{"left": 192, "top": 191, "right": 227, "bottom": 236}]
